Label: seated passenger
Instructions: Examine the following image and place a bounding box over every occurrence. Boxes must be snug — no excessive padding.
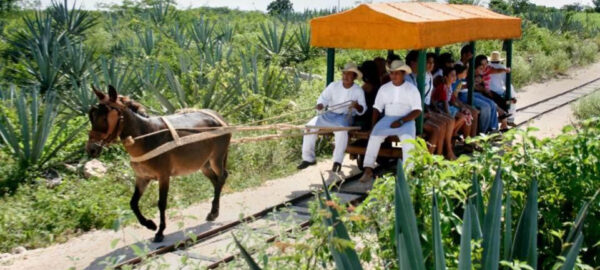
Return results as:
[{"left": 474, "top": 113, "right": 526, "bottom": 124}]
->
[
  {"left": 405, "top": 50, "right": 455, "bottom": 157},
  {"left": 381, "top": 54, "right": 401, "bottom": 85},
  {"left": 488, "top": 51, "right": 517, "bottom": 126},
  {"left": 356, "top": 60, "right": 382, "bottom": 130},
  {"left": 456, "top": 44, "right": 474, "bottom": 67},
  {"left": 454, "top": 66, "right": 498, "bottom": 133},
  {"left": 358, "top": 60, "right": 421, "bottom": 182},
  {"left": 298, "top": 63, "right": 367, "bottom": 173},
  {"left": 474, "top": 56, "right": 511, "bottom": 129},
  {"left": 431, "top": 67, "right": 473, "bottom": 153},
  {"left": 433, "top": 52, "right": 454, "bottom": 79}
]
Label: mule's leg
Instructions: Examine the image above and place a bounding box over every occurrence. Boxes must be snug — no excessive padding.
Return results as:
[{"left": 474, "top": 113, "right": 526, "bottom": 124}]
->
[
  {"left": 207, "top": 146, "right": 229, "bottom": 221},
  {"left": 200, "top": 165, "right": 221, "bottom": 221},
  {"left": 154, "top": 176, "right": 170, "bottom": 242},
  {"left": 130, "top": 177, "right": 157, "bottom": 231}
]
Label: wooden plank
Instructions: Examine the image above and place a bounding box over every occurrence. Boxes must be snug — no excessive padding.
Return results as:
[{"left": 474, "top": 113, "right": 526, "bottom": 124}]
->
[{"left": 345, "top": 144, "right": 402, "bottom": 158}]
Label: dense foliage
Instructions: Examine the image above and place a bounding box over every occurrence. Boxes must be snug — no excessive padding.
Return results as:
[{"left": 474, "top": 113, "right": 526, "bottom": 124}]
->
[
  {"left": 223, "top": 120, "right": 600, "bottom": 270},
  {"left": 0, "top": 0, "right": 599, "bottom": 256}
]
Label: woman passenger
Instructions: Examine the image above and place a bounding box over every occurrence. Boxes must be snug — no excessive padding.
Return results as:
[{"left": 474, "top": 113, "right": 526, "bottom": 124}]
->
[{"left": 357, "top": 60, "right": 381, "bottom": 130}]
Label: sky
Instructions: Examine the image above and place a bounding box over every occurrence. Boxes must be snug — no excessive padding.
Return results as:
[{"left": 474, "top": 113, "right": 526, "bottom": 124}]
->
[{"left": 36, "top": 0, "right": 594, "bottom": 11}]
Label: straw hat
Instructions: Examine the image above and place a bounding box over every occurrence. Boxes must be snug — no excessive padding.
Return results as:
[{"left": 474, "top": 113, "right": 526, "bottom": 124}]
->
[
  {"left": 342, "top": 62, "right": 363, "bottom": 80},
  {"left": 386, "top": 60, "right": 412, "bottom": 74},
  {"left": 489, "top": 51, "right": 504, "bottom": 62}
]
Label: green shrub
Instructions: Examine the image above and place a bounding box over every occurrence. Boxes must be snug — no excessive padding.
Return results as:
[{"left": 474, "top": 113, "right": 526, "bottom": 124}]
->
[{"left": 573, "top": 90, "right": 600, "bottom": 120}]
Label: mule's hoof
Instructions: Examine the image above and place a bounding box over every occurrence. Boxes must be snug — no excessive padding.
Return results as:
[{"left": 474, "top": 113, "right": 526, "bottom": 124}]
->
[
  {"left": 206, "top": 212, "right": 218, "bottom": 221},
  {"left": 143, "top": 219, "right": 157, "bottom": 231},
  {"left": 153, "top": 234, "right": 164, "bottom": 243}
]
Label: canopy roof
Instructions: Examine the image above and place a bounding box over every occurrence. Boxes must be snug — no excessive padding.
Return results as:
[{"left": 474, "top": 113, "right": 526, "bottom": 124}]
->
[{"left": 310, "top": 2, "right": 522, "bottom": 50}]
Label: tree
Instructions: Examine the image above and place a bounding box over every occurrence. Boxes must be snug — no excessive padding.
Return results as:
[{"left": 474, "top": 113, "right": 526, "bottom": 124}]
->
[
  {"left": 0, "top": 0, "right": 18, "bottom": 13},
  {"left": 267, "top": 0, "right": 293, "bottom": 16},
  {"left": 562, "top": 3, "right": 584, "bottom": 12},
  {"left": 489, "top": 0, "right": 512, "bottom": 15},
  {"left": 593, "top": 0, "right": 600, "bottom": 12}
]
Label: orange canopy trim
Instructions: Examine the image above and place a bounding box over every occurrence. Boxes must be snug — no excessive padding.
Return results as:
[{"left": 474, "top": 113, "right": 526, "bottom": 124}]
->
[{"left": 310, "top": 2, "right": 522, "bottom": 50}]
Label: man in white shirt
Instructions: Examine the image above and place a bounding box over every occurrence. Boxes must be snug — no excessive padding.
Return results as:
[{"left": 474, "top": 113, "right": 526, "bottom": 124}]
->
[
  {"left": 298, "top": 62, "right": 367, "bottom": 173},
  {"left": 358, "top": 60, "right": 422, "bottom": 182},
  {"left": 488, "top": 51, "right": 516, "bottom": 125}
]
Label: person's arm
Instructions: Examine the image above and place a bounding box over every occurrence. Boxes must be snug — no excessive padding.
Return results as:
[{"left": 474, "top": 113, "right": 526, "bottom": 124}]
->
[
  {"left": 353, "top": 89, "right": 367, "bottom": 115},
  {"left": 391, "top": 109, "right": 421, "bottom": 128},
  {"left": 371, "top": 109, "right": 381, "bottom": 129},
  {"left": 488, "top": 67, "right": 510, "bottom": 74},
  {"left": 443, "top": 100, "right": 450, "bottom": 115},
  {"left": 316, "top": 83, "right": 333, "bottom": 110}
]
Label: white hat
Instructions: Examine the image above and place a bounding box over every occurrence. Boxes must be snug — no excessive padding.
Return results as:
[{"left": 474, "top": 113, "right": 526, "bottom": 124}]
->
[
  {"left": 387, "top": 60, "right": 412, "bottom": 74},
  {"left": 342, "top": 62, "right": 363, "bottom": 80},
  {"left": 489, "top": 51, "right": 504, "bottom": 62}
]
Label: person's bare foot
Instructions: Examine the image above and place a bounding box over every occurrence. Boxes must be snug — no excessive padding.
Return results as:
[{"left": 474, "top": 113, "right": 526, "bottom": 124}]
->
[
  {"left": 359, "top": 168, "right": 374, "bottom": 182},
  {"left": 446, "top": 152, "right": 457, "bottom": 160}
]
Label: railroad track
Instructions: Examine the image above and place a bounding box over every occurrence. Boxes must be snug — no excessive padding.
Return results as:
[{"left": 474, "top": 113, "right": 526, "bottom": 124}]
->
[
  {"left": 514, "top": 77, "right": 600, "bottom": 126},
  {"left": 85, "top": 77, "right": 600, "bottom": 270},
  {"left": 85, "top": 166, "right": 389, "bottom": 270}
]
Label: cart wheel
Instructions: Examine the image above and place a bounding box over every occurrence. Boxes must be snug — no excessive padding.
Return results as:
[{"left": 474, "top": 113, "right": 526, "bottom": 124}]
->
[{"left": 357, "top": 154, "right": 365, "bottom": 170}]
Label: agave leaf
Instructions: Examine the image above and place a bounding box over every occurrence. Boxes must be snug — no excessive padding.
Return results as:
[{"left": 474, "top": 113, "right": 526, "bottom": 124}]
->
[
  {"left": 471, "top": 171, "right": 485, "bottom": 225},
  {"left": 232, "top": 234, "right": 262, "bottom": 270},
  {"left": 564, "top": 189, "right": 600, "bottom": 246},
  {"left": 319, "top": 174, "right": 363, "bottom": 270},
  {"left": 458, "top": 200, "right": 472, "bottom": 270},
  {"left": 470, "top": 202, "right": 483, "bottom": 240},
  {"left": 432, "top": 189, "right": 446, "bottom": 270},
  {"left": 503, "top": 192, "right": 513, "bottom": 261},
  {"left": 560, "top": 232, "right": 583, "bottom": 270},
  {"left": 482, "top": 165, "right": 504, "bottom": 270},
  {"left": 394, "top": 161, "right": 425, "bottom": 270},
  {"left": 511, "top": 179, "right": 538, "bottom": 269}
]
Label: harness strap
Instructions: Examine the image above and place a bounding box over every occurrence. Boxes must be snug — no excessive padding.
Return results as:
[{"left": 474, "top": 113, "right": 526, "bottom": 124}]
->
[{"left": 161, "top": 117, "right": 181, "bottom": 146}]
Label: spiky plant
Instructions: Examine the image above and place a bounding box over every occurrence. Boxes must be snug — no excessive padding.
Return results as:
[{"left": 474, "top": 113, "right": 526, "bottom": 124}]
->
[
  {"left": 48, "top": 0, "right": 97, "bottom": 37},
  {"left": 0, "top": 86, "right": 85, "bottom": 173}
]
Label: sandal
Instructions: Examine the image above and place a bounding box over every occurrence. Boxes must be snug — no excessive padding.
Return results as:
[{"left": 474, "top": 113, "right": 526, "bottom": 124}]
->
[{"left": 498, "top": 113, "right": 512, "bottom": 121}]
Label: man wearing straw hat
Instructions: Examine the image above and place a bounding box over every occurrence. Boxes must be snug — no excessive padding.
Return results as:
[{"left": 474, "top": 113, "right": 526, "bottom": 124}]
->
[
  {"left": 488, "top": 51, "right": 517, "bottom": 126},
  {"left": 359, "top": 60, "right": 422, "bottom": 182},
  {"left": 297, "top": 62, "right": 367, "bottom": 173}
]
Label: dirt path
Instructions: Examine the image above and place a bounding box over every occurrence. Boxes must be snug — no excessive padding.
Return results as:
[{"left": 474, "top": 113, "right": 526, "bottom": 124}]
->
[{"left": 2, "top": 62, "right": 600, "bottom": 270}]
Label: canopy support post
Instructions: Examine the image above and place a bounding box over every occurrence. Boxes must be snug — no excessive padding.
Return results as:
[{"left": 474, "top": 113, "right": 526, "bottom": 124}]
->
[
  {"left": 416, "top": 50, "right": 426, "bottom": 135},
  {"left": 435, "top": 47, "right": 441, "bottom": 56},
  {"left": 387, "top": 50, "right": 394, "bottom": 59},
  {"left": 326, "top": 48, "right": 335, "bottom": 86},
  {"left": 504, "top": 39, "right": 513, "bottom": 101},
  {"left": 467, "top": 41, "right": 476, "bottom": 106}
]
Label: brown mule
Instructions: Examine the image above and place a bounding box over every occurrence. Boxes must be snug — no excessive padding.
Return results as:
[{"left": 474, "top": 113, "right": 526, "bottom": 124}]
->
[{"left": 85, "top": 85, "right": 231, "bottom": 242}]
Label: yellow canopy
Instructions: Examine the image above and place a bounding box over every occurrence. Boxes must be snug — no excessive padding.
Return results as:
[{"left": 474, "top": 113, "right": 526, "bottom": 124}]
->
[{"left": 310, "top": 2, "right": 522, "bottom": 50}]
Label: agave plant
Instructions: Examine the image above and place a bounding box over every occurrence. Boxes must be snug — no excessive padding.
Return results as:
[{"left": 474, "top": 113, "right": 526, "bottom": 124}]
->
[
  {"left": 235, "top": 161, "right": 596, "bottom": 270},
  {"left": 136, "top": 27, "right": 156, "bottom": 56},
  {"left": 216, "top": 22, "right": 236, "bottom": 43},
  {"left": 91, "top": 57, "right": 135, "bottom": 96},
  {"left": 168, "top": 22, "right": 191, "bottom": 49},
  {"left": 0, "top": 86, "right": 85, "bottom": 172},
  {"left": 189, "top": 16, "right": 215, "bottom": 51},
  {"left": 60, "top": 78, "right": 97, "bottom": 115},
  {"left": 61, "top": 37, "right": 94, "bottom": 84},
  {"left": 23, "top": 37, "right": 64, "bottom": 94},
  {"left": 48, "top": 0, "right": 97, "bottom": 37},
  {"left": 257, "top": 20, "right": 290, "bottom": 57},
  {"left": 149, "top": 0, "right": 173, "bottom": 26},
  {"left": 293, "top": 23, "right": 311, "bottom": 61}
]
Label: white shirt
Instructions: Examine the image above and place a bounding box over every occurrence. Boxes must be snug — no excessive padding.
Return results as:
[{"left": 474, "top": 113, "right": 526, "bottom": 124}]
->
[
  {"left": 404, "top": 73, "right": 433, "bottom": 105},
  {"left": 489, "top": 62, "right": 507, "bottom": 95},
  {"left": 373, "top": 81, "right": 422, "bottom": 117},
  {"left": 317, "top": 81, "right": 367, "bottom": 115}
]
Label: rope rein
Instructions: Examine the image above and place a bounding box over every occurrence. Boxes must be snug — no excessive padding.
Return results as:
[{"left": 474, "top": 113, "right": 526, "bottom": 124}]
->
[{"left": 124, "top": 100, "right": 359, "bottom": 163}]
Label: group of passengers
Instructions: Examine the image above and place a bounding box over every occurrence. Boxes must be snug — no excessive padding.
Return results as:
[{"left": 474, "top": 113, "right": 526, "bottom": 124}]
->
[{"left": 297, "top": 45, "right": 516, "bottom": 182}]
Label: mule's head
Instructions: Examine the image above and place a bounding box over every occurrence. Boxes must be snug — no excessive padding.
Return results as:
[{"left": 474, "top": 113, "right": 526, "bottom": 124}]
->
[{"left": 86, "top": 85, "right": 124, "bottom": 158}]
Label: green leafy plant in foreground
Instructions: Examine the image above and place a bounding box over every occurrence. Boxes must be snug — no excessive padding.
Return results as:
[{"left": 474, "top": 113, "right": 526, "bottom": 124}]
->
[
  {"left": 235, "top": 158, "right": 598, "bottom": 270},
  {"left": 0, "top": 86, "right": 85, "bottom": 174}
]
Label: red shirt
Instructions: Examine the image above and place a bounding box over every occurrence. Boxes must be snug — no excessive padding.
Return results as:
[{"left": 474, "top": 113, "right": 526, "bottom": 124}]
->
[{"left": 432, "top": 84, "right": 454, "bottom": 103}]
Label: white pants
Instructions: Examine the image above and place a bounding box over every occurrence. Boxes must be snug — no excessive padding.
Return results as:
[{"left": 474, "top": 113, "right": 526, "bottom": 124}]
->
[
  {"left": 302, "top": 116, "right": 348, "bottom": 164},
  {"left": 302, "top": 130, "right": 348, "bottom": 164},
  {"left": 363, "top": 122, "right": 415, "bottom": 169}
]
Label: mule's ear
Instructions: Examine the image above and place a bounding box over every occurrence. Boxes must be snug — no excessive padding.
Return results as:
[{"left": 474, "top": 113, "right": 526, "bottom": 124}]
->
[
  {"left": 108, "top": 85, "right": 118, "bottom": 102},
  {"left": 91, "top": 84, "right": 106, "bottom": 101}
]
